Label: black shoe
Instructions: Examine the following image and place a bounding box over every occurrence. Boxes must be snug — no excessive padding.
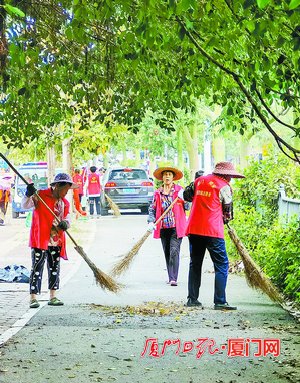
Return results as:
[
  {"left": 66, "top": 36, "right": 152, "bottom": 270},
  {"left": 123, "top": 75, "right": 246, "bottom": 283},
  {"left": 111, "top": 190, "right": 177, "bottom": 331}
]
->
[
  {"left": 186, "top": 298, "right": 203, "bottom": 308},
  {"left": 214, "top": 303, "right": 237, "bottom": 311}
]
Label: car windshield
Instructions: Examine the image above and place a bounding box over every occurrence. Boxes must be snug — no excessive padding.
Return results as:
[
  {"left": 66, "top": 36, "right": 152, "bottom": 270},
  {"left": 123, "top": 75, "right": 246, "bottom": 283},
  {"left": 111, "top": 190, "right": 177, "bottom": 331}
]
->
[{"left": 110, "top": 169, "right": 147, "bottom": 181}]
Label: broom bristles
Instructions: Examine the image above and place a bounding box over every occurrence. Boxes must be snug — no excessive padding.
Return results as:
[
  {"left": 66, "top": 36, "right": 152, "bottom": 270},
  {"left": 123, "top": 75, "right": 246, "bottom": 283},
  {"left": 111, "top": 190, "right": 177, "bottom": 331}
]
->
[
  {"left": 227, "top": 227, "right": 283, "bottom": 303},
  {"left": 75, "top": 246, "right": 121, "bottom": 293},
  {"left": 105, "top": 194, "right": 121, "bottom": 217},
  {"left": 111, "top": 231, "right": 151, "bottom": 277}
]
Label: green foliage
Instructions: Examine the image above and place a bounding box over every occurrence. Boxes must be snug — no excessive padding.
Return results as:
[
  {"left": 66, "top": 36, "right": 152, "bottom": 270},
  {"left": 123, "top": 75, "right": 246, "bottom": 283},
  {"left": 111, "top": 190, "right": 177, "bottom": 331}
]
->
[
  {"left": 227, "top": 154, "right": 300, "bottom": 304},
  {"left": 255, "top": 218, "right": 300, "bottom": 301},
  {"left": 234, "top": 151, "right": 300, "bottom": 222},
  {"left": 0, "top": 0, "right": 299, "bottom": 165}
]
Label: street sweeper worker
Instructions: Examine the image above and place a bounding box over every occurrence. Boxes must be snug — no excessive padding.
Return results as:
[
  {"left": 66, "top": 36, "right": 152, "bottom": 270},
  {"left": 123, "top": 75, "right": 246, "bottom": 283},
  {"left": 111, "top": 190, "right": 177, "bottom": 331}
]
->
[
  {"left": 86, "top": 166, "right": 101, "bottom": 218},
  {"left": 182, "top": 162, "right": 245, "bottom": 310},
  {"left": 0, "top": 175, "right": 11, "bottom": 226},
  {"left": 21, "top": 173, "right": 78, "bottom": 309},
  {"left": 147, "top": 166, "right": 188, "bottom": 287}
]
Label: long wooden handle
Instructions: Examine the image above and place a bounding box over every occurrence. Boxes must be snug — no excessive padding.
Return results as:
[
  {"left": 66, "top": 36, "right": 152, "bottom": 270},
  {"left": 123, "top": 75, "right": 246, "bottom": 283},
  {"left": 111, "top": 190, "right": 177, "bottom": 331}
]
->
[
  {"left": 0, "top": 152, "right": 78, "bottom": 247},
  {"left": 154, "top": 196, "right": 179, "bottom": 225}
]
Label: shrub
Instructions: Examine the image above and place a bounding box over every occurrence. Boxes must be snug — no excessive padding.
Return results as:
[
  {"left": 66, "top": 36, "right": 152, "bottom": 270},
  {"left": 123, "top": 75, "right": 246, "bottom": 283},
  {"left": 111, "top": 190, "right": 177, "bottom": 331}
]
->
[{"left": 227, "top": 153, "right": 300, "bottom": 305}]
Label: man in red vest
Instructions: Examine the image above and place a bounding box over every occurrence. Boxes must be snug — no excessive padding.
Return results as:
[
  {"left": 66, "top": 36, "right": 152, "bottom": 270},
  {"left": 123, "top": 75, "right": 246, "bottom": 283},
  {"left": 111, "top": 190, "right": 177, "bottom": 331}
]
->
[{"left": 182, "top": 162, "right": 245, "bottom": 310}]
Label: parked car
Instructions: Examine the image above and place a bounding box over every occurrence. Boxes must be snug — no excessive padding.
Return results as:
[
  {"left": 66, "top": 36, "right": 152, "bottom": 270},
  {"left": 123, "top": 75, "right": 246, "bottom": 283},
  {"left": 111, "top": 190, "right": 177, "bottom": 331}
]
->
[{"left": 100, "top": 167, "right": 154, "bottom": 215}]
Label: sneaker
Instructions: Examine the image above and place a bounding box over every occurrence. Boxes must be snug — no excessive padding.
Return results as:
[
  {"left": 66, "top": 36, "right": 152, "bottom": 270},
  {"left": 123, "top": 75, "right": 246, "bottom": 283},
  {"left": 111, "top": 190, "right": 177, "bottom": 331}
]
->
[
  {"left": 170, "top": 280, "right": 178, "bottom": 286},
  {"left": 48, "top": 297, "right": 64, "bottom": 306},
  {"left": 29, "top": 299, "right": 40, "bottom": 309},
  {"left": 214, "top": 303, "right": 237, "bottom": 311},
  {"left": 186, "top": 298, "right": 203, "bottom": 308}
]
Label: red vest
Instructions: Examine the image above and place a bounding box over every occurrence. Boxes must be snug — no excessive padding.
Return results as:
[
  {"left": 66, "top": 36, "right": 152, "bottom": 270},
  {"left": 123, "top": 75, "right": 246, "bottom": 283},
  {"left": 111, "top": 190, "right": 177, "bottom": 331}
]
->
[
  {"left": 153, "top": 184, "right": 187, "bottom": 239},
  {"left": 186, "top": 174, "right": 229, "bottom": 239},
  {"left": 87, "top": 173, "right": 101, "bottom": 196},
  {"left": 29, "top": 188, "right": 70, "bottom": 259},
  {"left": 73, "top": 173, "right": 83, "bottom": 194}
]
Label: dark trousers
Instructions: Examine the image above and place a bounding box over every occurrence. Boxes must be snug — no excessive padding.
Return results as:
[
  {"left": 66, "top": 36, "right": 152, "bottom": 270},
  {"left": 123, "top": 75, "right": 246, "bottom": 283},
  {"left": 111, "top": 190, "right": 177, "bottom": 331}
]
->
[
  {"left": 30, "top": 247, "right": 61, "bottom": 294},
  {"left": 160, "top": 228, "right": 182, "bottom": 282},
  {"left": 187, "top": 235, "right": 229, "bottom": 304},
  {"left": 89, "top": 196, "right": 101, "bottom": 215},
  {"left": 0, "top": 201, "right": 7, "bottom": 224}
]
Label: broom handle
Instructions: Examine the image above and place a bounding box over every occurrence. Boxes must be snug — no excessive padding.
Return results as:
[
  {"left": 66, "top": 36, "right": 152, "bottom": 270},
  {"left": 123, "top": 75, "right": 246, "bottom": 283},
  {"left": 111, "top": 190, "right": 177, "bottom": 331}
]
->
[
  {"left": 154, "top": 196, "right": 179, "bottom": 225},
  {"left": 0, "top": 152, "right": 79, "bottom": 247}
]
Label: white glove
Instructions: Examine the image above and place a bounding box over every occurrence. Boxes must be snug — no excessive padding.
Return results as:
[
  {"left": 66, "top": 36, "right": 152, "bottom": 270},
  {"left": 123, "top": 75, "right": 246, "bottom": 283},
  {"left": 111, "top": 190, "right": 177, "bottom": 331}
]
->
[
  {"left": 147, "top": 222, "right": 156, "bottom": 232},
  {"left": 177, "top": 189, "right": 184, "bottom": 200}
]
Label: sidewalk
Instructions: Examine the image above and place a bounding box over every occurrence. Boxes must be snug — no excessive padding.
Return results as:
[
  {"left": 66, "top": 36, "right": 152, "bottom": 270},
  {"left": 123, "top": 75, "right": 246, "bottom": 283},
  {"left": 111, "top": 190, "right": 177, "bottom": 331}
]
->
[{"left": 0, "top": 213, "right": 94, "bottom": 346}]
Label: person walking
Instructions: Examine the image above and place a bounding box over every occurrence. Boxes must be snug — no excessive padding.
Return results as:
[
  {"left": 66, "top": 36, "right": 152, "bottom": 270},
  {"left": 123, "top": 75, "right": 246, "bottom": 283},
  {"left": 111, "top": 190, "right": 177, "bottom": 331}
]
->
[
  {"left": 183, "top": 162, "right": 245, "bottom": 310},
  {"left": 22, "top": 173, "right": 78, "bottom": 309},
  {"left": 86, "top": 166, "right": 101, "bottom": 218},
  {"left": 147, "top": 166, "right": 188, "bottom": 286},
  {"left": 73, "top": 168, "right": 84, "bottom": 203},
  {"left": 0, "top": 176, "right": 11, "bottom": 226}
]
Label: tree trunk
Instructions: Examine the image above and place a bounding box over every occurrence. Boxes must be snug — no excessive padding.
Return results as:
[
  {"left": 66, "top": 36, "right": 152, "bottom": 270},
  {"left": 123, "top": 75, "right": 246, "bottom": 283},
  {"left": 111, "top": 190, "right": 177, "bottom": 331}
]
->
[
  {"left": 212, "top": 136, "right": 225, "bottom": 164},
  {"left": 46, "top": 146, "right": 56, "bottom": 187},
  {"left": 134, "top": 148, "right": 140, "bottom": 166},
  {"left": 239, "top": 132, "right": 253, "bottom": 169},
  {"left": 181, "top": 123, "right": 199, "bottom": 182},
  {"left": 62, "top": 138, "right": 73, "bottom": 208},
  {"left": 62, "top": 138, "right": 72, "bottom": 174},
  {"left": 177, "top": 129, "right": 184, "bottom": 169}
]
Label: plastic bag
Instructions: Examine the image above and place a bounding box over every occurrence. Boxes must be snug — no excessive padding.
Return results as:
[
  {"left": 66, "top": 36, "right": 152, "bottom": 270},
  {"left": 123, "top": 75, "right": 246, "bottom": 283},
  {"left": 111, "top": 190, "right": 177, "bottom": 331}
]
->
[
  {"left": 0, "top": 264, "right": 30, "bottom": 283},
  {"left": 25, "top": 211, "right": 32, "bottom": 228}
]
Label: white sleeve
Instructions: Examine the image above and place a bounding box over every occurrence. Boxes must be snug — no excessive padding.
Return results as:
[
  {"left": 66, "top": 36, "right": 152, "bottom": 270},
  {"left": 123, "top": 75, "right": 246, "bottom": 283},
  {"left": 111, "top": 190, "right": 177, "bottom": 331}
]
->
[
  {"left": 21, "top": 196, "right": 35, "bottom": 209},
  {"left": 219, "top": 184, "right": 232, "bottom": 204}
]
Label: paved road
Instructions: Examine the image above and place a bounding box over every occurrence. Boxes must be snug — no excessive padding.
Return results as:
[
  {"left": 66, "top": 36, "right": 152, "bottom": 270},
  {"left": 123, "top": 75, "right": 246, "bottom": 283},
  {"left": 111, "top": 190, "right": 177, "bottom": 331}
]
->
[{"left": 0, "top": 212, "right": 299, "bottom": 382}]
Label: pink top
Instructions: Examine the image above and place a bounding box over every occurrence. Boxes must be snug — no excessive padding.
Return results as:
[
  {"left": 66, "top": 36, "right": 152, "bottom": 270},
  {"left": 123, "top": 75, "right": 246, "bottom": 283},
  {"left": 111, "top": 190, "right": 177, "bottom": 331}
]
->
[{"left": 152, "top": 184, "right": 187, "bottom": 239}]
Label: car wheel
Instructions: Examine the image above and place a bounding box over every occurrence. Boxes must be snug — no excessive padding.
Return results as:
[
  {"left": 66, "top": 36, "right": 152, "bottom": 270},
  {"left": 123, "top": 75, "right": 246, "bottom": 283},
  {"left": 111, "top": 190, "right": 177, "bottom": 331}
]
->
[
  {"left": 100, "top": 203, "right": 109, "bottom": 216},
  {"left": 12, "top": 211, "right": 19, "bottom": 218}
]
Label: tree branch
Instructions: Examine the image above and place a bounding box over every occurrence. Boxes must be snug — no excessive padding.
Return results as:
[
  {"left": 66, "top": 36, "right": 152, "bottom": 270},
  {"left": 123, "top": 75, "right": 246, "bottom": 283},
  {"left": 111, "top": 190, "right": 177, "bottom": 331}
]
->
[
  {"left": 254, "top": 87, "right": 297, "bottom": 132},
  {"left": 176, "top": 17, "right": 300, "bottom": 164}
]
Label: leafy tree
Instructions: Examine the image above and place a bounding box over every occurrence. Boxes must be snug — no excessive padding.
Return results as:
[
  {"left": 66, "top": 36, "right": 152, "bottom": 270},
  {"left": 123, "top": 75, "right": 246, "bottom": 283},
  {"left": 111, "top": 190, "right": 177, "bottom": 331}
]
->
[{"left": 0, "top": 0, "right": 299, "bottom": 165}]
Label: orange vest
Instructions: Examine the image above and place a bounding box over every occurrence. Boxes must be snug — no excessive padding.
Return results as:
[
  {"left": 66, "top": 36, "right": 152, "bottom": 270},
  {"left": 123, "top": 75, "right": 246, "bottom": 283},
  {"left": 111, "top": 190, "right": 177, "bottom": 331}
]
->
[
  {"left": 73, "top": 173, "right": 83, "bottom": 194},
  {"left": 186, "top": 174, "right": 230, "bottom": 239}
]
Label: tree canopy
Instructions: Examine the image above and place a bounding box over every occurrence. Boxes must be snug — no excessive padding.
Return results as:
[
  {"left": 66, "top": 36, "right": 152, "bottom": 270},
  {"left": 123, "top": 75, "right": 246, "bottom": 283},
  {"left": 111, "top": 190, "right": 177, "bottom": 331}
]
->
[{"left": 0, "top": 0, "right": 299, "bottom": 163}]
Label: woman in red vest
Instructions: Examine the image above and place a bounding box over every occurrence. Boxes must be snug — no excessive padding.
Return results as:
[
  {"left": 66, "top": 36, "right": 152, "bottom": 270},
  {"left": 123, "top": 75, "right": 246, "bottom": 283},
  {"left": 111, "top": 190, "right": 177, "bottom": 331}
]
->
[
  {"left": 147, "top": 166, "right": 188, "bottom": 287},
  {"left": 86, "top": 166, "right": 101, "bottom": 218},
  {"left": 22, "top": 173, "right": 78, "bottom": 309},
  {"left": 183, "top": 162, "right": 245, "bottom": 310},
  {"left": 73, "top": 168, "right": 84, "bottom": 202}
]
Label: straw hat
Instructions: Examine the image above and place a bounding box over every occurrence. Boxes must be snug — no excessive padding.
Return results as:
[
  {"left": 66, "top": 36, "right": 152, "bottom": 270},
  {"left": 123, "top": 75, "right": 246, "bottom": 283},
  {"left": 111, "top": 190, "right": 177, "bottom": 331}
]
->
[
  {"left": 50, "top": 173, "right": 79, "bottom": 189},
  {"left": 153, "top": 166, "right": 183, "bottom": 181},
  {"left": 212, "top": 162, "right": 245, "bottom": 179}
]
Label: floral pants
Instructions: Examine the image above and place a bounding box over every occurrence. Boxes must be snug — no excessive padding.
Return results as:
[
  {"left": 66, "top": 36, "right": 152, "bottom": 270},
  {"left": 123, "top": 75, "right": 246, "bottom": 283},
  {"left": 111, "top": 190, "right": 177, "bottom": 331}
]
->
[{"left": 30, "top": 247, "right": 61, "bottom": 294}]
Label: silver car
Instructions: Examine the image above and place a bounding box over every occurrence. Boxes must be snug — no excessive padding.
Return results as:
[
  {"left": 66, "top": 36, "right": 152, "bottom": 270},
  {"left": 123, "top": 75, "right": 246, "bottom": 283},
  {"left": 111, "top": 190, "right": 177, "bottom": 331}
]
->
[{"left": 100, "top": 167, "right": 154, "bottom": 215}]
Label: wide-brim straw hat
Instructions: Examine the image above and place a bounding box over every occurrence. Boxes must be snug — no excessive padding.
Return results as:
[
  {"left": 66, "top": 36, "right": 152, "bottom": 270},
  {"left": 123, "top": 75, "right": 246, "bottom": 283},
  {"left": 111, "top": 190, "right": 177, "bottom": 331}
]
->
[
  {"left": 212, "top": 162, "right": 245, "bottom": 179},
  {"left": 153, "top": 166, "right": 183, "bottom": 181},
  {"left": 50, "top": 173, "right": 79, "bottom": 189}
]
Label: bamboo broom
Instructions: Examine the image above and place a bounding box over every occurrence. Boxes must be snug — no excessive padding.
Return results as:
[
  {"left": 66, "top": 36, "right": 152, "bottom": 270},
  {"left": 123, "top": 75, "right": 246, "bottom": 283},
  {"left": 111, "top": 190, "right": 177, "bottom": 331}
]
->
[
  {"left": 226, "top": 223, "right": 283, "bottom": 303},
  {"left": 0, "top": 153, "right": 121, "bottom": 293},
  {"left": 111, "top": 197, "right": 179, "bottom": 277},
  {"left": 105, "top": 194, "right": 121, "bottom": 217}
]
